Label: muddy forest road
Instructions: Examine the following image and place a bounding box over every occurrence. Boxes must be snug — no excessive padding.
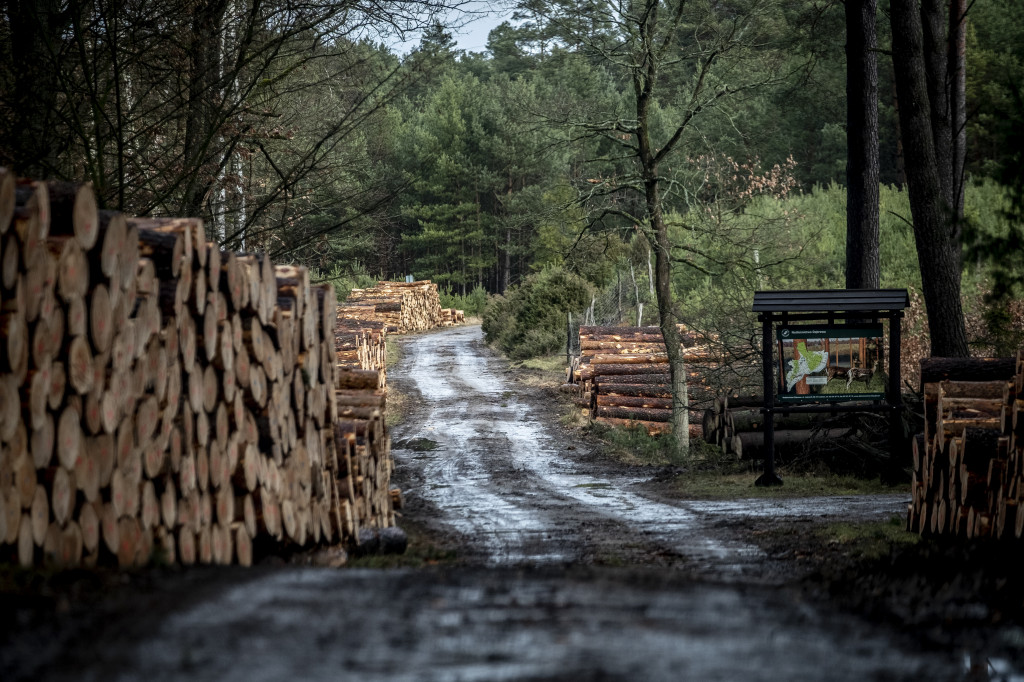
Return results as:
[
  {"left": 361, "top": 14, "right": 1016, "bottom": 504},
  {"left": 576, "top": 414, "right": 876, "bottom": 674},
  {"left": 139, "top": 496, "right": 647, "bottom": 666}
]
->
[{"left": 8, "top": 326, "right": 971, "bottom": 681}]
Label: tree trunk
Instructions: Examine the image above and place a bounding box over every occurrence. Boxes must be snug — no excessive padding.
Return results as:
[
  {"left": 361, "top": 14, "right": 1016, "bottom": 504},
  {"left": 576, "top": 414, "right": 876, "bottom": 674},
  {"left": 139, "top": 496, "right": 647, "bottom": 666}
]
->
[
  {"left": 6, "top": 0, "right": 66, "bottom": 176},
  {"left": 179, "top": 0, "right": 230, "bottom": 218},
  {"left": 890, "top": 0, "right": 969, "bottom": 357},
  {"left": 947, "top": 0, "right": 967, "bottom": 220},
  {"left": 921, "top": 0, "right": 955, "bottom": 215},
  {"left": 845, "top": 0, "right": 880, "bottom": 289},
  {"left": 653, "top": 209, "right": 689, "bottom": 449},
  {"left": 502, "top": 227, "right": 511, "bottom": 294},
  {"left": 633, "top": 2, "right": 689, "bottom": 450}
]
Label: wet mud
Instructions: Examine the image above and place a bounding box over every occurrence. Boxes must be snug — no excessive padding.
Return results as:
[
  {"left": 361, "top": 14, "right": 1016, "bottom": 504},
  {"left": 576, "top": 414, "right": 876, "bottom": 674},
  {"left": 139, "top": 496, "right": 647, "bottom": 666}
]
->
[
  {"left": 390, "top": 326, "right": 907, "bottom": 580},
  {"left": 0, "top": 325, "right": 998, "bottom": 680},
  {"left": 28, "top": 566, "right": 962, "bottom": 682}
]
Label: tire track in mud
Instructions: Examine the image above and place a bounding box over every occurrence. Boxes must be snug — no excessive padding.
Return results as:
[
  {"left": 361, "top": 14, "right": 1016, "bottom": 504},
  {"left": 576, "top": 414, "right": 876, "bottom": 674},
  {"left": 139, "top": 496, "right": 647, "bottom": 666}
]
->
[{"left": 390, "top": 326, "right": 907, "bottom": 578}]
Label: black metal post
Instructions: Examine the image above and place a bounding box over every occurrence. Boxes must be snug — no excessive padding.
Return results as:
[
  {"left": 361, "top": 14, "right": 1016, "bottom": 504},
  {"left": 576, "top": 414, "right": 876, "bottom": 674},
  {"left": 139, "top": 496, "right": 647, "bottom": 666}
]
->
[
  {"left": 757, "top": 313, "right": 783, "bottom": 486},
  {"left": 887, "top": 311, "right": 903, "bottom": 478}
]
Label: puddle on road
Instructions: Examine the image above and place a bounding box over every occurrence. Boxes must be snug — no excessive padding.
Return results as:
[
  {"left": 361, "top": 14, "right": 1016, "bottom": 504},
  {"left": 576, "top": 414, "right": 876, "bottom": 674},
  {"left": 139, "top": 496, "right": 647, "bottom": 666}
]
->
[
  {"left": 685, "top": 495, "right": 909, "bottom": 520},
  {"left": 395, "top": 437, "right": 441, "bottom": 452}
]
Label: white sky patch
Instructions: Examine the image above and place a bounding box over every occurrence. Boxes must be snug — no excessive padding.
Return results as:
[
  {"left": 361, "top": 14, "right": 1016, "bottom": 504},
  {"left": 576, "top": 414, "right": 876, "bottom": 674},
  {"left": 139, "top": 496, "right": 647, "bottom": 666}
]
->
[{"left": 390, "top": 1, "right": 519, "bottom": 55}]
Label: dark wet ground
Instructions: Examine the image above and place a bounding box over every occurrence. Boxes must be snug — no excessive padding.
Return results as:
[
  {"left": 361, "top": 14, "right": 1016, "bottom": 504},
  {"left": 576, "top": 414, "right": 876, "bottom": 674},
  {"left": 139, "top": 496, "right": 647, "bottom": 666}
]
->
[
  {"left": 0, "top": 325, "right": 1012, "bottom": 680},
  {"left": 27, "top": 567, "right": 963, "bottom": 682}
]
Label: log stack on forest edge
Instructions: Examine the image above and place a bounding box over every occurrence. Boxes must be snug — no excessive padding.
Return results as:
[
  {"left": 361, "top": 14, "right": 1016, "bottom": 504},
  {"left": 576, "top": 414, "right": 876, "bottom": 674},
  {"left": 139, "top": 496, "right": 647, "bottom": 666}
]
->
[
  {"left": 570, "top": 325, "right": 719, "bottom": 438},
  {"left": 334, "top": 279, "right": 463, "bottom": 390},
  {"left": 908, "top": 354, "right": 1024, "bottom": 540},
  {"left": 0, "top": 170, "right": 396, "bottom": 570},
  {"left": 342, "top": 280, "right": 459, "bottom": 334},
  {"left": 334, "top": 316, "right": 389, "bottom": 390}
]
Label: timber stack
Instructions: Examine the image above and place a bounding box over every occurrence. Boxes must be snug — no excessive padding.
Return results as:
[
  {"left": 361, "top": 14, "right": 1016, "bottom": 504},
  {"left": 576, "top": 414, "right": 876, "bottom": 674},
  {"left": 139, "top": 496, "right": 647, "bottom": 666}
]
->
[
  {"left": 908, "top": 354, "right": 1024, "bottom": 540},
  {"left": 570, "top": 325, "right": 719, "bottom": 437},
  {"left": 334, "top": 317, "right": 388, "bottom": 389},
  {"left": 0, "top": 170, "right": 396, "bottom": 570},
  {"left": 699, "top": 392, "right": 845, "bottom": 459},
  {"left": 441, "top": 308, "right": 465, "bottom": 326},
  {"left": 344, "top": 280, "right": 455, "bottom": 334}
]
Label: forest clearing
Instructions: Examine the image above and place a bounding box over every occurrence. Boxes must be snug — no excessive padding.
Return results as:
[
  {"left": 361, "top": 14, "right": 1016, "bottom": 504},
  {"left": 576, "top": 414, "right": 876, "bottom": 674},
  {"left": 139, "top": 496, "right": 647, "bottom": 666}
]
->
[{"left": 3, "top": 0, "right": 1024, "bottom": 679}]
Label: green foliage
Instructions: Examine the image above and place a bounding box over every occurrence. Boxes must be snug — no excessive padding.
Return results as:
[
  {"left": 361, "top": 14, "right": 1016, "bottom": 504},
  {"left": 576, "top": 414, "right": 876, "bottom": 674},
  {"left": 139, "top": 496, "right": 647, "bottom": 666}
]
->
[
  {"left": 572, "top": 178, "right": 1013, "bottom": 388},
  {"left": 482, "top": 266, "right": 593, "bottom": 359},
  {"left": 966, "top": 0, "right": 1024, "bottom": 180},
  {"left": 963, "top": 178, "right": 1024, "bottom": 354},
  {"left": 312, "top": 262, "right": 379, "bottom": 302},
  {"left": 588, "top": 422, "right": 694, "bottom": 466},
  {"left": 817, "top": 518, "right": 919, "bottom": 561},
  {"left": 388, "top": 64, "right": 575, "bottom": 292},
  {"left": 439, "top": 284, "right": 489, "bottom": 316}
]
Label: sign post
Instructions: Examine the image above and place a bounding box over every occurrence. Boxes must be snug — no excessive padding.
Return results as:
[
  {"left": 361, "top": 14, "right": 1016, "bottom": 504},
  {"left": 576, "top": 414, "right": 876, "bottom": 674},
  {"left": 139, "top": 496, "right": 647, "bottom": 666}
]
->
[{"left": 752, "top": 290, "right": 909, "bottom": 487}]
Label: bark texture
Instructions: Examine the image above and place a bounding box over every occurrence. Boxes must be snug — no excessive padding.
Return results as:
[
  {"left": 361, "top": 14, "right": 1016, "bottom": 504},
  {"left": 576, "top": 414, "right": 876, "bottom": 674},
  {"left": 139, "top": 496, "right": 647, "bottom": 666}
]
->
[
  {"left": 6, "top": 0, "right": 67, "bottom": 175},
  {"left": 890, "top": 0, "right": 969, "bottom": 357},
  {"left": 633, "top": 3, "right": 690, "bottom": 449},
  {"left": 845, "top": 0, "right": 880, "bottom": 290}
]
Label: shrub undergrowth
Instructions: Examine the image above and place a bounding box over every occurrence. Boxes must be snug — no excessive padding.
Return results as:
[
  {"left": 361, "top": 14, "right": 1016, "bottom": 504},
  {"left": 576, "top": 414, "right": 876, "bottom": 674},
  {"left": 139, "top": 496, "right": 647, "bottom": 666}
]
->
[{"left": 482, "top": 266, "right": 593, "bottom": 360}]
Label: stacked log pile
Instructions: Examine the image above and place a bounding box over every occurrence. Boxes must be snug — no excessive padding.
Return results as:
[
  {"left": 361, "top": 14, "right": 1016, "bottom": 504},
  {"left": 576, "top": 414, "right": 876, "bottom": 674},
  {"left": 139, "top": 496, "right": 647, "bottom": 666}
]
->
[
  {"left": 334, "top": 317, "right": 389, "bottom": 389},
  {"left": 572, "top": 326, "right": 720, "bottom": 437},
  {"left": 334, "top": 279, "right": 464, "bottom": 387},
  {"left": 699, "top": 393, "right": 847, "bottom": 459},
  {"left": 0, "top": 171, "right": 395, "bottom": 569},
  {"left": 703, "top": 393, "right": 764, "bottom": 456},
  {"left": 908, "top": 355, "right": 1024, "bottom": 539},
  {"left": 344, "top": 280, "right": 453, "bottom": 334},
  {"left": 441, "top": 308, "right": 465, "bottom": 326},
  {"left": 332, "top": 367, "right": 395, "bottom": 541}
]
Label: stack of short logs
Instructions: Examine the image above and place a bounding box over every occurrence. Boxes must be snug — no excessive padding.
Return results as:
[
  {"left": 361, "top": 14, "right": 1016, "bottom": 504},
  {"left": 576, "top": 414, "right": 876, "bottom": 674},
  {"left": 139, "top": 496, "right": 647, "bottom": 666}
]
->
[
  {"left": 440, "top": 308, "right": 465, "bottom": 326},
  {"left": 334, "top": 316, "right": 389, "bottom": 389},
  {"left": 570, "top": 325, "right": 717, "bottom": 437},
  {"left": 331, "top": 316, "right": 393, "bottom": 532},
  {"left": 343, "top": 280, "right": 457, "bottom": 334},
  {"left": 908, "top": 354, "right": 1024, "bottom": 540},
  {"left": 0, "top": 170, "right": 396, "bottom": 569}
]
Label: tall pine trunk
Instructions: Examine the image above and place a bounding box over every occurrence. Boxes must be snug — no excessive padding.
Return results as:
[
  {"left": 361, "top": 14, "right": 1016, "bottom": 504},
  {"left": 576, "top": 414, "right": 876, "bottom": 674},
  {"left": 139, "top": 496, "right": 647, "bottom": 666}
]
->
[
  {"left": 180, "top": 0, "right": 229, "bottom": 218},
  {"left": 948, "top": 0, "right": 967, "bottom": 219},
  {"left": 845, "top": 0, "right": 880, "bottom": 289},
  {"left": 891, "top": 0, "right": 969, "bottom": 357},
  {"left": 7, "top": 0, "right": 65, "bottom": 176}
]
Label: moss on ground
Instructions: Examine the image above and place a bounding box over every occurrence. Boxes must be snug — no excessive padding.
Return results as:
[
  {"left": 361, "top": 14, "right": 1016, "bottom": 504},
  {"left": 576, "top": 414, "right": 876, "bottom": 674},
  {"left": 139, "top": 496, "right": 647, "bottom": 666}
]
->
[
  {"left": 344, "top": 518, "right": 459, "bottom": 569},
  {"left": 508, "top": 354, "right": 569, "bottom": 388},
  {"left": 816, "top": 517, "right": 920, "bottom": 561},
  {"left": 383, "top": 340, "right": 406, "bottom": 428},
  {"left": 666, "top": 470, "right": 907, "bottom": 500}
]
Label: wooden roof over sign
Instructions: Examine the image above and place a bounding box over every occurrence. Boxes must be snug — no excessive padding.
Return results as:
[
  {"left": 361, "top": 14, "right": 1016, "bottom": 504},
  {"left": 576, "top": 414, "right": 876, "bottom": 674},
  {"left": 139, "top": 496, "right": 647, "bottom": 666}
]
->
[{"left": 751, "top": 289, "right": 910, "bottom": 313}]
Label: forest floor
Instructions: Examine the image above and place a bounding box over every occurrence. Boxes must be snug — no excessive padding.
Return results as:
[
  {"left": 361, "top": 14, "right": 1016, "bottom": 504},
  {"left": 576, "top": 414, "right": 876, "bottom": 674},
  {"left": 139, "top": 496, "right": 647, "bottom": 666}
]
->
[{"left": 2, "top": 324, "right": 1023, "bottom": 680}]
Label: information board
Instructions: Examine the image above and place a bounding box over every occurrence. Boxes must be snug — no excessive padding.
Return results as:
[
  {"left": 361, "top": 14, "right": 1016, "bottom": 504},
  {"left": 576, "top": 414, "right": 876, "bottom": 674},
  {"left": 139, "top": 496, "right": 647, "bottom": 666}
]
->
[{"left": 776, "top": 325, "right": 886, "bottom": 402}]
